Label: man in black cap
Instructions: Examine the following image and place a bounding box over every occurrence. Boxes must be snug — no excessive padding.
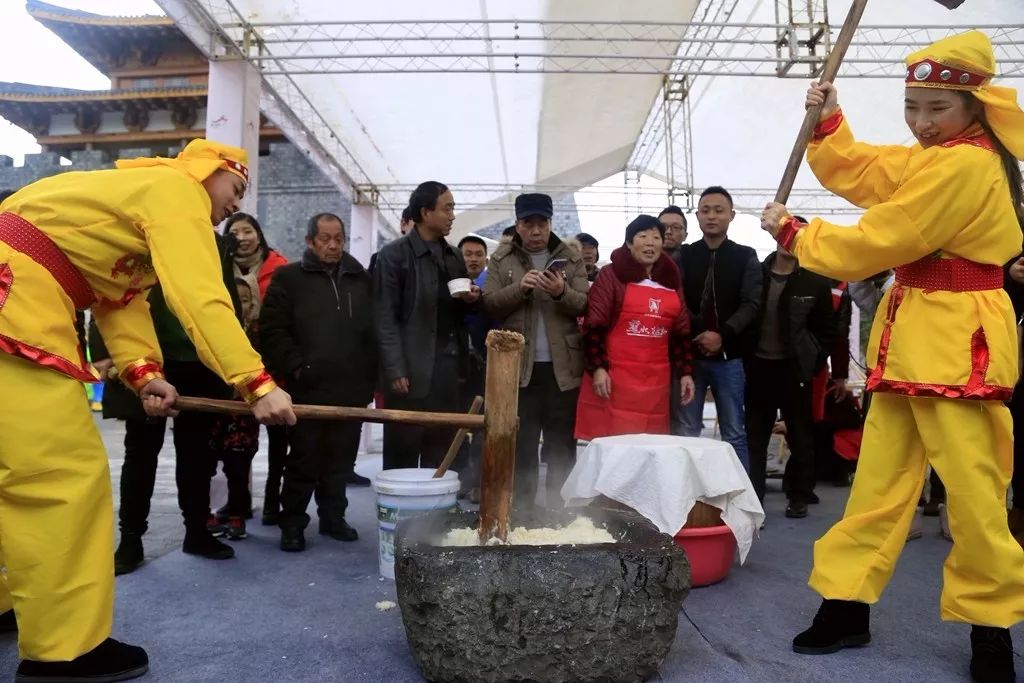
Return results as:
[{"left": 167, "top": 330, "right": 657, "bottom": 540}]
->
[
  {"left": 484, "top": 193, "right": 589, "bottom": 508},
  {"left": 574, "top": 233, "right": 601, "bottom": 282}
]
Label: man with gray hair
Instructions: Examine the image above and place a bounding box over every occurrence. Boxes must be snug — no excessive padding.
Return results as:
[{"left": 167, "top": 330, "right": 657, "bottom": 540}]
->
[{"left": 259, "top": 212, "right": 377, "bottom": 552}]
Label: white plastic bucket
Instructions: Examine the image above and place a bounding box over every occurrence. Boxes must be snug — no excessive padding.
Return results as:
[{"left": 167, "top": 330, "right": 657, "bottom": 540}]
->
[{"left": 373, "top": 468, "right": 460, "bottom": 579}]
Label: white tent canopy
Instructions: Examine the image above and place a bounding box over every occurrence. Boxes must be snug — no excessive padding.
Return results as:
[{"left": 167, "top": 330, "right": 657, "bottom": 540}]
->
[{"left": 156, "top": 0, "right": 1023, "bottom": 247}]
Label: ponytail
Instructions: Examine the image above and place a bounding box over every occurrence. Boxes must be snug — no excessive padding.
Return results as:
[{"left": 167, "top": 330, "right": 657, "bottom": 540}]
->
[{"left": 973, "top": 97, "right": 1024, "bottom": 231}]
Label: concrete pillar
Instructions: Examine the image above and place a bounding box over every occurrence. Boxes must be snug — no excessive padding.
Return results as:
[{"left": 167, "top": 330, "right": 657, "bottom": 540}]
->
[
  {"left": 348, "top": 204, "right": 380, "bottom": 269},
  {"left": 206, "top": 60, "right": 261, "bottom": 214}
]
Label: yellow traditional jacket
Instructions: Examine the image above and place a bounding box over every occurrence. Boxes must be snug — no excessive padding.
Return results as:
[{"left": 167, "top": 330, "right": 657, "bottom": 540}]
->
[
  {"left": 0, "top": 165, "right": 275, "bottom": 402},
  {"left": 779, "top": 109, "right": 1021, "bottom": 400}
]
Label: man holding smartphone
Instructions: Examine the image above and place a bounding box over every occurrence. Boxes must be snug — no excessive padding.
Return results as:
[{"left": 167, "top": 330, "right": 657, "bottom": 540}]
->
[{"left": 483, "top": 193, "right": 589, "bottom": 508}]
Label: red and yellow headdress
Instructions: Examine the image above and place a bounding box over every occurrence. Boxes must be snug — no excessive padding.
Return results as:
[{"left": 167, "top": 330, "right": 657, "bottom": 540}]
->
[
  {"left": 115, "top": 139, "right": 250, "bottom": 185},
  {"left": 906, "top": 30, "right": 1024, "bottom": 159}
]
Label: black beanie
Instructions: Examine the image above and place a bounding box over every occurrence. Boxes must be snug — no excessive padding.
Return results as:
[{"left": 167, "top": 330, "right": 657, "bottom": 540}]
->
[{"left": 625, "top": 214, "right": 664, "bottom": 244}]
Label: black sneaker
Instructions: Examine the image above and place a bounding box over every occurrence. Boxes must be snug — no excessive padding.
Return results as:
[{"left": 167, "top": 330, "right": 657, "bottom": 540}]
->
[
  {"left": 971, "top": 626, "right": 1015, "bottom": 683},
  {"left": 206, "top": 513, "right": 227, "bottom": 538},
  {"left": 0, "top": 609, "right": 16, "bottom": 633},
  {"left": 281, "top": 528, "right": 306, "bottom": 552},
  {"left": 793, "top": 599, "right": 871, "bottom": 655},
  {"left": 225, "top": 516, "right": 248, "bottom": 541},
  {"left": 319, "top": 519, "right": 359, "bottom": 542},
  {"left": 346, "top": 472, "right": 372, "bottom": 487},
  {"left": 16, "top": 637, "right": 148, "bottom": 682},
  {"left": 182, "top": 530, "right": 235, "bottom": 560},
  {"left": 215, "top": 504, "right": 253, "bottom": 521},
  {"left": 114, "top": 532, "right": 144, "bottom": 576},
  {"left": 785, "top": 501, "right": 809, "bottom": 519}
]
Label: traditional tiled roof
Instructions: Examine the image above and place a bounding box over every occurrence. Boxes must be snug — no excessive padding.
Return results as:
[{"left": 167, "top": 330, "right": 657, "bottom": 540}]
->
[
  {"left": 0, "top": 82, "right": 206, "bottom": 103},
  {"left": 26, "top": 0, "right": 172, "bottom": 27},
  {"left": 26, "top": 1, "right": 191, "bottom": 76}
]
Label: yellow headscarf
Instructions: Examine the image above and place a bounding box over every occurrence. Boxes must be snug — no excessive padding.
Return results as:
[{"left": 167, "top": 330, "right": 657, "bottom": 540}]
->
[
  {"left": 115, "top": 139, "right": 250, "bottom": 185},
  {"left": 905, "top": 30, "right": 1024, "bottom": 159}
]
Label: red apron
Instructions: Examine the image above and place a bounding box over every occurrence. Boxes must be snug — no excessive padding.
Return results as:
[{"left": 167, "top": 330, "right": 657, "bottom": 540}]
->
[{"left": 575, "top": 281, "right": 681, "bottom": 440}]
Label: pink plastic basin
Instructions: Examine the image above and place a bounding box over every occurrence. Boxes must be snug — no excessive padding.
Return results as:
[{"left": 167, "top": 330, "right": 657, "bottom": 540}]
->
[{"left": 672, "top": 524, "right": 736, "bottom": 587}]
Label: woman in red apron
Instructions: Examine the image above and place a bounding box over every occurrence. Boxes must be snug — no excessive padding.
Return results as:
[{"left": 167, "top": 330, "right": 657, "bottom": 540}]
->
[{"left": 576, "top": 215, "right": 696, "bottom": 440}]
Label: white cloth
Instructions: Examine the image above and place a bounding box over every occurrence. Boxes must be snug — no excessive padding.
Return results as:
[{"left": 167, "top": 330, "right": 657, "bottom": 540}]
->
[{"left": 561, "top": 434, "right": 765, "bottom": 563}]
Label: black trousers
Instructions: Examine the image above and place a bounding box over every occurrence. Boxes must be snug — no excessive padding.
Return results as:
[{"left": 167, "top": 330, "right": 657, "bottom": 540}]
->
[
  {"left": 450, "top": 358, "right": 485, "bottom": 490},
  {"left": 166, "top": 360, "right": 232, "bottom": 532},
  {"left": 263, "top": 425, "right": 290, "bottom": 509},
  {"left": 221, "top": 449, "right": 255, "bottom": 517},
  {"left": 515, "top": 363, "right": 579, "bottom": 509},
  {"left": 382, "top": 353, "right": 461, "bottom": 470},
  {"left": 745, "top": 357, "right": 816, "bottom": 503},
  {"left": 279, "top": 420, "right": 362, "bottom": 530},
  {"left": 118, "top": 417, "right": 166, "bottom": 535}
]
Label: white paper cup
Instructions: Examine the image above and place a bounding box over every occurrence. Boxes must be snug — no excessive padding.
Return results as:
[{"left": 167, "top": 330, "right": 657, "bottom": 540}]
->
[{"left": 447, "top": 278, "right": 472, "bottom": 296}]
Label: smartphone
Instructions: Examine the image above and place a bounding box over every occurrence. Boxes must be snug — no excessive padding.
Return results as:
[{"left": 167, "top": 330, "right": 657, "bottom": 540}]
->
[{"left": 546, "top": 258, "right": 568, "bottom": 274}]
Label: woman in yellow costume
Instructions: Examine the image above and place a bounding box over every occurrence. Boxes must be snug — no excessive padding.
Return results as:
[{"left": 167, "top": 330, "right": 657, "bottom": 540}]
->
[
  {"left": 0, "top": 139, "right": 296, "bottom": 683},
  {"left": 761, "top": 31, "right": 1024, "bottom": 683}
]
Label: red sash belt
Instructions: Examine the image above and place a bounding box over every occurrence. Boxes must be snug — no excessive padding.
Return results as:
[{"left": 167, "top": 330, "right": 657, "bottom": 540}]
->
[
  {"left": 0, "top": 211, "right": 95, "bottom": 309},
  {"left": 894, "top": 256, "right": 1002, "bottom": 292}
]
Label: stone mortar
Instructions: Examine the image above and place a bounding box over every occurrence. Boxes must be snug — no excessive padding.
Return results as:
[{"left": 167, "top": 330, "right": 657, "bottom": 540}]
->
[{"left": 395, "top": 507, "right": 691, "bottom": 683}]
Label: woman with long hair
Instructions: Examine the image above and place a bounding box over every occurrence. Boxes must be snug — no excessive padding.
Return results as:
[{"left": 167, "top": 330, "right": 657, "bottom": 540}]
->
[
  {"left": 761, "top": 31, "right": 1024, "bottom": 682},
  {"left": 219, "top": 212, "right": 288, "bottom": 537}
]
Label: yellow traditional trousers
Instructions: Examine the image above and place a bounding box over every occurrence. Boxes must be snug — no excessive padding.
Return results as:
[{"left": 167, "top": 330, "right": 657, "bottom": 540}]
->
[
  {"left": 0, "top": 351, "right": 114, "bottom": 660},
  {"left": 810, "top": 392, "right": 1024, "bottom": 627}
]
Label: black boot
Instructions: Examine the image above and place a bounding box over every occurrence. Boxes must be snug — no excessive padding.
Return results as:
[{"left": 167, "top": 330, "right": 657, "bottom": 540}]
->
[
  {"left": 793, "top": 599, "right": 871, "bottom": 654},
  {"left": 280, "top": 527, "right": 306, "bottom": 552},
  {"left": 182, "top": 529, "right": 235, "bottom": 560},
  {"left": 261, "top": 493, "right": 280, "bottom": 526},
  {"left": 0, "top": 609, "right": 16, "bottom": 633},
  {"left": 970, "top": 626, "right": 1015, "bottom": 683},
  {"left": 114, "top": 532, "right": 144, "bottom": 576},
  {"left": 16, "top": 637, "right": 148, "bottom": 682},
  {"left": 320, "top": 518, "right": 359, "bottom": 542}
]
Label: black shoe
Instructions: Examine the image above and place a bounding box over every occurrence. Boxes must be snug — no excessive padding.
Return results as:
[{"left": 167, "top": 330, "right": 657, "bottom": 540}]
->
[
  {"left": 320, "top": 519, "right": 359, "bottom": 542},
  {"left": 281, "top": 528, "right": 306, "bottom": 552},
  {"left": 793, "top": 599, "right": 871, "bottom": 654},
  {"left": 182, "top": 530, "right": 235, "bottom": 560},
  {"left": 114, "top": 532, "right": 144, "bottom": 576},
  {"left": 786, "top": 501, "right": 809, "bottom": 519},
  {"left": 346, "top": 471, "right": 372, "bottom": 487},
  {"left": 922, "top": 498, "right": 944, "bottom": 517},
  {"left": 807, "top": 492, "right": 820, "bottom": 505},
  {"left": 832, "top": 471, "right": 853, "bottom": 488},
  {"left": 970, "top": 626, "right": 1015, "bottom": 683},
  {"left": 261, "top": 510, "right": 280, "bottom": 526},
  {"left": 262, "top": 496, "right": 280, "bottom": 526},
  {"left": 0, "top": 609, "right": 16, "bottom": 633},
  {"left": 16, "top": 637, "right": 148, "bottom": 682}
]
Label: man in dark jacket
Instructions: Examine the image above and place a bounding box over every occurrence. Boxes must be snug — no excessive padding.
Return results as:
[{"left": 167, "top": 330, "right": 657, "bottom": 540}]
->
[
  {"left": 745, "top": 245, "right": 835, "bottom": 517},
  {"left": 675, "top": 186, "right": 762, "bottom": 470},
  {"left": 374, "top": 181, "right": 479, "bottom": 470},
  {"left": 259, "top": 212, "right": 377, "bottom": 552}
]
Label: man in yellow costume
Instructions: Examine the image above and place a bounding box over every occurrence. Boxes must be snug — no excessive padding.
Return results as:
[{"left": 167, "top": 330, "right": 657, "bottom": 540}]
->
[
  {"left": 0, "top": 139, "right": 296, "bottom": 682},
  {"left": 761, "top": 31, "right": 1024, "bottom": 683}
]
